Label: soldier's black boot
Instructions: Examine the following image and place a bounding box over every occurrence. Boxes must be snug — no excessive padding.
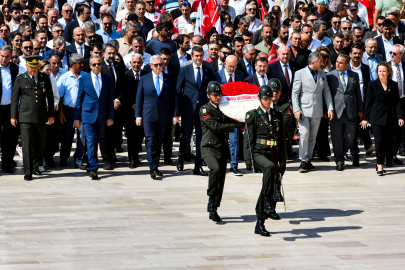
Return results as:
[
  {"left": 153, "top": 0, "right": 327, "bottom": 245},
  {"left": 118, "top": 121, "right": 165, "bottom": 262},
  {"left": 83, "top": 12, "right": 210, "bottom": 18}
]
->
[
  {"left": 255, "top": 218, "right": 270, "bottom": 237},
  {"left": 268, "top": 211, "right": 281, "bottom": 220},
  {"left": 209, "top": 211, "right": 222, "bottom": 222},
  {"left": 207, "top": 199, "right": 215, "bottom": 212},
  {"left": 274, "top": 182, "right": 284, "bottom": 202},
  {"left": 264, "top": 196, "right": 274, "bottom": 212}
]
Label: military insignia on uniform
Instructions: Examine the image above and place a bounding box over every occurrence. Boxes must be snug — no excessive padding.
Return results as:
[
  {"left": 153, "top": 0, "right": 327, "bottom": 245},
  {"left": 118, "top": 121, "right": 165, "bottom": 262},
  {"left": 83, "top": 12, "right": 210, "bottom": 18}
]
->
[
  {"left": 258, "top": 110, "right": 262, "bottom": 115},
  {"left": 203, "top": 108, "right": 206, "bottom": 113},
  {"left": 246, "top": 114, "right": 250, "bottom": 118},
  {"left": 204, "top": 114, "right": 211, "bottom": 119},
  {"left": 24, "top": 75, "right": 27, "bottom": 79}
]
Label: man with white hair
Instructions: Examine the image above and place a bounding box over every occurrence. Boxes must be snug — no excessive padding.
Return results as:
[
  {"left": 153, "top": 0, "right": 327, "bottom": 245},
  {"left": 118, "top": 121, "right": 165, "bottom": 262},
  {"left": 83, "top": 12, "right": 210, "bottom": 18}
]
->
[
  {"left": 58, "top": 3, "right": 75, "bottom": 29},
  {"left": 47, "top": 8, "right": 60, "bottom": 31},
  {"left": 123, "top": 36, "right": 151, "bottom": 69},
  {"left": 117, "top": 23, "right": 138, "bottom": 56},
  {"left": 246, "top": 3, "right": 261, "bottom": 33},
  {"left": 236, "top": 43, "right": 256, "bottom": 78},
  {"left": 94, "top": 4, "right": 119, "bottom": 31}
]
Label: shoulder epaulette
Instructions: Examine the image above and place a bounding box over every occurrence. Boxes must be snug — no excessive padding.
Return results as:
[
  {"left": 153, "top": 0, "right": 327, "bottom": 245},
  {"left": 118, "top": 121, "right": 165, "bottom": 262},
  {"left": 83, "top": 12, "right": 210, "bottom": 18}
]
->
[{"left": 245, "top": 109, "right": 257, "bottom": 123}]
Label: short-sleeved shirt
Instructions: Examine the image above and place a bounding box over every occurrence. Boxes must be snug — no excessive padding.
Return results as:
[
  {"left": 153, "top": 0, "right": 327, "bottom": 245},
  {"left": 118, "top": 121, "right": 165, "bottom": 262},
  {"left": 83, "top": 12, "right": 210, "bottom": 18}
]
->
[
  {"left": 145, "top": 38, "right": 177, "bottom": 55},
  {"left": 281, "top": 0, "right": 294, "bottom": 22},
  {"left": 219, "top": 5, "right": 236, "bottom": 22},
  {"left": 229, "top": 0, "right": 248, "bottom": 16},
  {"left": 375, "top": 0, "right": 402, "bottom": 17},
  {"left": 58, "top": 71, "right": 87, "bottom": 108}
]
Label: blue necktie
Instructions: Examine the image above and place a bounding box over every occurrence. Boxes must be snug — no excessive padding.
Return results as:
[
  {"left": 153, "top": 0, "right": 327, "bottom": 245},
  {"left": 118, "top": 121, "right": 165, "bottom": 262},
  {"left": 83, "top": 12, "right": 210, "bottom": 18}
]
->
[
  {"left": 261, "top": 76, "right": 266, "bottom": 86},
  {"left": 196, "top": 67, "right": 201, "bottom": 88},
  {"left": 312, "top": 71, "right": 317, "bottom": 83},
  {"left": 155, "top": 75, "right": 160, "bottom": 95},
  {"left": 94, "top": 75, "right": 100, "bottom": 97},
  {"left": 247, "top": 63, "right": 252, "bottom": 75}
]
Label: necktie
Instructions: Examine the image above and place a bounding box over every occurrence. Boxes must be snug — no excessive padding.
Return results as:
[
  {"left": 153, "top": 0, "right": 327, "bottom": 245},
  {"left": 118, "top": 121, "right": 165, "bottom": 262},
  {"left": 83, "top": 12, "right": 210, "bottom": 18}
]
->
[
  {"left": 247, "top": 63, "right": 252, "bottom": 76},
  {"left": 78, "top": 45, "right": 82, "bottom": 56},
  {"left": 312, "top": 71, "right": 317, "bottom": 83},
  {"left": 155, "top": 75, "right": 160, "bottom": 95},
  {"left": 229, "top": 74, "right": 233, "bottom": 83},
  {"left": 109, "top": 64, "right": 116, "bottom": 87},
  {"left": 284, "top": 64, "right": 291, "bottom": 88},
  {"left": 135, "top": 72, "right": 139, "bottom": 88},
  {"left": 397, "top": 64, "right": 403, "bottom": 97},
  {"left": 340, "top": 72, "right": 346, "bottom": 90},
  {"left": 261, "top": 76, "right": 266, "bottom": 86},
  {"left": 196, "top": 67, "right": 201, "bottom": 88},
  {"left": 265, "top": 110, "right": 270, "bottom": 121},
  {"left": 32, "top": 75, "right": 36, "bottom": 84},
  {"left": 94, "top": 75, "right": 100, "bottom": 97}
]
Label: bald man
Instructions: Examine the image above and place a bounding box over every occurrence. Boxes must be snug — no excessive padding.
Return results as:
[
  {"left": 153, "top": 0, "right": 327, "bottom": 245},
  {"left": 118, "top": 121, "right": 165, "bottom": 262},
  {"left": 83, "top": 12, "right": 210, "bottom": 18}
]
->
[
  {"left": 301, "top": 34, "right": 311, "bottom": 50},
  {"left": 213, "top": 54, "right": 245, "bottom": 176},
  {"left": 66, "top": 27, "right": 91, "bottom": 59}
]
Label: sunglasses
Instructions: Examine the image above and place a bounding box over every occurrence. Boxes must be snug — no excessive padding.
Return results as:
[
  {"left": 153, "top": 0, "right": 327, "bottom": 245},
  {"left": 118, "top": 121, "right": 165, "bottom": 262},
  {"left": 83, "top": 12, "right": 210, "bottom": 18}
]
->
[
  {"left": 342, "top": 27, "right": 350, "bottom": 30},
  {"left": 389, "top": 51, "right": 397, "bottom": 56},
  {"left": 54, "top": 29, "right": 64, "bottom": 33},
  {"left": 354, "top": 35, "right": 362, "bottom": 39},
  {"left": 91, "top": 63, "right": 102, "bottom": 66},
  {"left": 63, "top": 9, "right": 73, "bottom": 13},
  {"left": 11, "top": 56, "right": 18, "bottom": 59},
  {"left": 182, "top": 1, "right": 191, "bottom": 6},
  {"left": 308, "top": 19, "right": 316, "bottom": 22},
  {"left": 87, "top": 35, "right": 97, "bottom": 39},
  {"left": 34, "top": 12, "right": 43, "bottom": 15},
  {"left": 146, "top": 1, "right": 154, "bottom": 3},
  {"left": 152, "top": 63, "right": 164, "bottom": 67},
  {"left": 247, "top": 8, "right": 255, "bottom": 11},
  {"left": 0, "top": 29, "right": 9, "bottom": 32},
  {"left": 104, "top": 23, "right": 112, "bottom": 26},
  {"left": 220, "top": 51, "right": 230, "bottom": 55},
  {"left": 377, "top": 23, "right": 383, "bottom": 27},
  {"left": 332, "top": 21, "right": 341, "bottom": 25},
  {"left": 23, "top": 46, "right": 33, "bottom": 50}
]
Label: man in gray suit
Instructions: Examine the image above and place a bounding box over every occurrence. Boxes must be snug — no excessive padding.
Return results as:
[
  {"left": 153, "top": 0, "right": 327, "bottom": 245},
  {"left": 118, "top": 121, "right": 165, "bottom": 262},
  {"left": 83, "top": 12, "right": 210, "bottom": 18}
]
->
[
  {"left": 327, "top": 53, "right": 363, "bottom": 171},
  {"left": 292, "top": 51, "right": 334, "bottom": 172}
]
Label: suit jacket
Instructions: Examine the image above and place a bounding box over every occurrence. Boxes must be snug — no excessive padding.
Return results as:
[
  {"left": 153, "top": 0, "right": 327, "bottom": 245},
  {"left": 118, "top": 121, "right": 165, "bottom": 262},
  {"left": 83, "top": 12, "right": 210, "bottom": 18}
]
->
[
  {"left": 0, "top": 62, "right": 19, "bottom": 102},
  {"left": 121, "top": 69, "right": 148, "bottom": 110},
  {"left": 327, "top": 44, "right": 351, "bottom": 67},
  {"left": 143, "top": 64, "right": 179, "bottom": 85},
  {"left": 64, "top": 20, "right": 80, "bottom": 44},
  {"left": 236, "top": 57, "right": 255, "bottom": 79},
  {"left": 73, "top": 1, "right": 102, "bottom": 20},
  {"left": 244, "top": 73, "right": 261, "bottom": 86},
  {"left": 363, "top": 79, "right": 403, "bottom": 125},
  {"left": 213, "top": 69, "right": 244, "bottom": 85},
  {"left": 376, "top": 35, "right": 403, "bottom": 61},
  {"left": 66, "top": 43, "right": 91, "bottom": 59},
  {"left": 170, "top": 51, "right": 191, "bottom": 72},
  {"left": 176, "top": 63, "right": 214, "bottom": 115},
  {"left": 292, "top": 66, "right": 334, "bottom": 118},
  {"left": 101, "top": 60, "right": 127, "bottom": 99},
  {"left": 349, "top": 62, "right": 371, "bottom": 102},
  {"left": 135, "top": 72, "right": 179, "bottom": 122},
  {"left": 39, "top": 47, "right": 53, "bottom": 60},
  {"left": 211, "top": 60, "right": 225, "bottom": 73},
  {"left": 326, "top": 69, "right": 363, "bottom": 119},
  {"left": 74, "top": 72, "right": 114, "bottom": 124},
  {"left": 267, "top": 60, "right": 300, "bottom": 104},
  {"left": 363, "top": 30, "right": 379, "bottom": 41},
  {"left": 327, "top": 28, "right": 340, "bottom": 39}
]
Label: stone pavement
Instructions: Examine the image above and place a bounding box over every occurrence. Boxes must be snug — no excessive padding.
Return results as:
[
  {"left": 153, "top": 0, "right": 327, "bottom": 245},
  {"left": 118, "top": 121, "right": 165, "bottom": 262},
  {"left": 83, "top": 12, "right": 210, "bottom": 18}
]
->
[{"left": 0, "top": 142, "right": 405, "bottom": 269}]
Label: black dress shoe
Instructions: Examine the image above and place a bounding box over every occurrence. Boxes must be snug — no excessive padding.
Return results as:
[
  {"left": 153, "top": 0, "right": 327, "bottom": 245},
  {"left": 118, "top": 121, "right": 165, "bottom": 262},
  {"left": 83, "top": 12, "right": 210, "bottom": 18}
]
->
[
  {"left": 129, "top": 160, "right": 136, "bottom": 169},
  {"left": 2, "top": 167, "right": 13, "bottom": 173},
  {"left": 344, "top": 155, "right": 352, "bottom": 162},
  {"left": 134, "top": 159, "right": 142, "bottom": 166},
  {"left": 156, "top": 169, "right": 163, "bottom": 176},
  {"left": 352, "top": 154, "right": 360, "bottom": 167},
  {"left": 103, "top": 160, "right": 113, "bottom": 170},
  {"left": 336, "top": 165, "right": 344, "bottom": 171},
  {"left": 150, "top": 169, "right": 158, "bottom": 179},
  {"left": 268, "top": 211, "right": 280, "bottom": 220},
  {"left": 89, "top": 170, "right": 98, "bottom": 180},
  {"left": 319, "top": 156, "right": 330, "bottom": 162},
  {"left": 193, "top": 167, "right": 208, "bottom": 176},
  {"left": 393, "top": 156, "right": 403, "bottom": 164},
  {"left": 176, "top": 157, "right": 184, "bottom": 171},
  {"left": 33, "top": 169, "right": 42, "bottom": 175},
  {"left": 45, "top": 159, "right": 55, "bottom": 167},
  {"left": 24, "top": 175, "right": 32, "bottom": 181},
  {"left": 255, "top": 218, "right": 270, "bottom": 237},
  {"left": 75, "top": 164, "right": 88, "bottom": 170},
  {"left": 306, "top": 161, "right": 316, "bottom": 171},
  {"left": 207, "top": 201, "right": 215, "bottom": 212},
  {"left": 298, "top": 161, "right": 307, "bottom": 172},
  {"left": 59, "top": 160, "right": 68, "bottom": 167},
  {"left": 164, "top": 159, "right": 176, "bottom": 166},
  {"left": 209, "top": 212, "right": 221, "bottom": 222}
]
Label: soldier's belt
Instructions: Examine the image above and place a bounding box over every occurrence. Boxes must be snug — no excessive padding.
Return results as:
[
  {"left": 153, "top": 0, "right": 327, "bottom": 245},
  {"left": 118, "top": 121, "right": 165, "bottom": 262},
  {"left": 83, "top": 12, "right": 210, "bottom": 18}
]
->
[{"left": 256, "top": 139, "right": 277, "bottom": 146}]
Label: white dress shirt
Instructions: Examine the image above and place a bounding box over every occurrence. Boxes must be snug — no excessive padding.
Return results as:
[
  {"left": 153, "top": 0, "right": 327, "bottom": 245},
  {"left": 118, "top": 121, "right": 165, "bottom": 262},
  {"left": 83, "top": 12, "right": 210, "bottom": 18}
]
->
[
  {"left": 217, "top": 61, "right": 225, "bottom": 71},
  {"left": 382, "top": 36, "right": 394, "bottom": 62},
  {"left": 91, "top": 72, "right": 102, "bottom": 97},
  {"left": 177, "top": 51, "right": 188, "bottom": 66},
  {"left": 280, "top": 61, "right": 292, "bottom": 85},
  {"left": 260, "top": 103, "right": 274, "bottom": 121},
  {"left": 192, "top": 62, "right": 203, "bottom": 82},
  {"left": 350, "top": 64, "right": 365, "bottom": 101},
  {"left": 391, "top": 61, "right": 405, "bottom": 98},
  {"left": 224, "top": 69, "right": 235, "bottom": 83},
  {"left": 256, "top": 72, "right": 268, "bottom": 86},
  {"left": 152, "top": 71, "right": 163, "bottom": 93},
  {"left": 76, "top": 42, "right": 85, "bottom": 57}
]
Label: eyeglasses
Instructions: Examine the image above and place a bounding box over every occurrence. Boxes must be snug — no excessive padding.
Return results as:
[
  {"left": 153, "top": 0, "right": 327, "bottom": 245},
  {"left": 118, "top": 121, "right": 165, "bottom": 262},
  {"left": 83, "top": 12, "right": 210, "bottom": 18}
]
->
[
  {"left": 23, "top": 46, "right": 33, "bottom": 50},
  {"left": 247, "top": 8, "right": 255, "bottom": 11},
  {"left": 332, "top": 21, "right": 341, "bottom": 25},
  {"left": 0, "top": 29, "right": 9, "bottom": 32},
  {"left": 34, "top": 12, "right": 43, "bottom": 15},
  {"left": 152, "top": 63, "right": 164, "bottom": 67},
  {"left": 146, "top": 1, "right": 154, "bottom": 3},
  {"left": 308, "top": 19, "right": 316, "bottom": 22},
  {"left": 63, "top": 9, "right": 73, "bottom": 13},
  {"left": 389, "top": 51, "right": 397, "bottom": 56},
  {"left": 91, "top": 63, "right": 102, "bottom": 66},
  {"left": 220, "top": 51, "right": 230, "bottom": 55},
  {"left": 354, "top": 35, "right": 362, "bottom": 39},
  {"left": 342, "top": 27, "right": 350, "bottom": 30},
  {"left": 54, "top": 29, "right": 64, "bottom": 33},
  {"left": 87, "top": 35, "right": 97, "bottom": 39}
]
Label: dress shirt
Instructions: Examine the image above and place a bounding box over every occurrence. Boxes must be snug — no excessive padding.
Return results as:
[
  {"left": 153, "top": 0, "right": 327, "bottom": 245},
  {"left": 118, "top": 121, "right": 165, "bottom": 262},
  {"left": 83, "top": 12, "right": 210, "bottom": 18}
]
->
[
  {"left": 309, "top": 38, "right": 322, "bottom": 51},
  {"left": 77, "top": 18, "right": 85, "bottom": 29},
  {"left": 132, "top": 69, "right": 141, "bottom": 78},
  {"left": 11, "top": 21, "right": 18, "bottom": 31},
  {"left": 58, "top": 70, "right": 86, "bottom": 108},
  {"left": 177, "top": 51, "right": 188, "bottom": 66},
  {"left": 218, "top": 61, "right": 224, "bottom": 71},
  {"left": 50, "top": 76, "right": 60, "bottom": 107},
  {"left": 224, "top": 69, "right": 235, "bottom": 83},
  {"left": 365, "top": 53, "right": 379, "bottom": 81},
  {"left": 91, "top": 72, "right": 103, "bottom": 97},
  {"left": 218, "top": 5, "right": 236, "bottom": 21},
  {"left": 308, "top": 66, "right": 317, "bottom": 82},
  {"left": 339, "top": 70, "right": 348, "bottom": 89},
  {"left": 391, "top": 61, "right": 405, "bottom": 98},
  {"left": 192, "top": 62, "right": 203, "bottom": 82},
  {"left": 105, "top": 60, "right": 117, "bottom": 82},
  {"left": 76, "top": 42, "right": 85, "bottom": 57},
  {"left": 50, "top": 68, "right": 67, "bottom": 83},
  {"left": 58, "top": 18, "right": 73, "bottom": 29},
  {"left": 123, "top": 52, "right": 151, "bottom": 70},
  {"left": 61, "top": 54, "right": 69, "bottom": 71},
  {"left": 163, "top": 66, "right": 169, "bottom": 74},
  {"left": 350, "top": 64, "right": 365, "bottom": 101},
  {"left": 244, "top": 58, "right": 254, "bottom": 75},
  {"left": 96, "top": 28, "right": 121, "bottom": 43},
  {"left": 152, "top": 71, "right": 163, "bottom": 93},
  {"left": 382, "top": 35, "right": 394, "bottom": 62},
  {"left": 320, "top": 36, "right": 332, "bottom": 47},
  {"left": 229, "top": 0, "right": 248, "bottom": 16},
  {"left": 19, "top": 56, "right": 26, "bottom": 67},
  {"left": 280, "top": 61, "right": 292, "bottom": 85},
  {"left": 0, "top": 64, "right": 12, "bottom": 105},
  {"left": 248, "top": 17, "right": 262, "bottom": 33},
  {"left": 260, "top": 103, "right": 274, "bottom": 121},
  {"left": 256, "top": 72, "right": 268, "bottom": 86}
]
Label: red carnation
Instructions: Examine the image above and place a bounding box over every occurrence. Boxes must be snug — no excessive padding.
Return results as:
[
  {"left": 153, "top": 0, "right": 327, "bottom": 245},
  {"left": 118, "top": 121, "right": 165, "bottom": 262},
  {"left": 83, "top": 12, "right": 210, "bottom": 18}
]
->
[{"left": 221, "top": 82, "right": 260, "bottom": 96}]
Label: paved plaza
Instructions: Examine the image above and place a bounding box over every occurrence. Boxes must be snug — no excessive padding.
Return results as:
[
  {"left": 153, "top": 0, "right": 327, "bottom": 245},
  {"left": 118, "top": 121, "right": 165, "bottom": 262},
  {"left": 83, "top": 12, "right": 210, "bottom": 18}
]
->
[{"left": 0, "top": 140, "right": 405, "bottom": 269}]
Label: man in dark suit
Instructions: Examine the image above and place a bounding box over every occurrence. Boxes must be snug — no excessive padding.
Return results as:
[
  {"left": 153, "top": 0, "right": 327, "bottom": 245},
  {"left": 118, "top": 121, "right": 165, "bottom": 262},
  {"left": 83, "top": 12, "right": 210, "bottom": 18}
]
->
[
  {"left": 387, "top": 12, "right": 405, "bottom": 41},
  {"left": 66, "top": 27, "right": 91, "bottom": 60},
  {"left": 327, "top": 53, "right": 363, "bottom": 171},
  {"left": 11, "top": 55, "right": 55, "bottom": 181},
  {"left": 237, "top": 44, "right": 256, "bottom": 78},
  {"left": 376, "top": 19, "right": 403, "bottom": 62},
  {"left": 327, "top": 33, "right": 351, "bottom": 67},
  {"left": 211, "top": 45, "right": 232, "bottom": 73},
  {"left": 327, "top": 15, "right": 342, "bottom": 39},
  {"left": 0, "top": 45, "right": 25, "bottom": 173},
  {"left": 99, "top": 43, "right": 126, "bottom": 170},
  {"left": 363, "top": 16, "right": 385, "bottom": 41},
  {"left": 47, "top": 36, "right": 74, "bottom": 71},
  {"left": 176, "top": 46, "right": 214, "bottom": 176},
  {"left": 289, "top": 32, "right": 311, "bottom": 69},
  {"left": 245, "top": 56, "right": 269, "bottom": 86},
  {"left": 170, "top": 34, "right": 191, "bottom": 72},
  {"left": 267, "top": 46, "right": 300, "bottom": 104},
  {"left": 74, "top": 55, "right": 114, "bottom": 180},
  {"left": 119, "top": 54, "right": 147, "bottom": 168},
  {"left": 213, "top": 55, "right": 245, "bottom": 176},
  {"left": 73, "top": 0, "right": 101, "bottom": 20},
  {"left": 64, "top": 3, "right": 92, "bottom": 44},
  {"left": 136, "top": 55, "right": 179, "bottom": 179}
]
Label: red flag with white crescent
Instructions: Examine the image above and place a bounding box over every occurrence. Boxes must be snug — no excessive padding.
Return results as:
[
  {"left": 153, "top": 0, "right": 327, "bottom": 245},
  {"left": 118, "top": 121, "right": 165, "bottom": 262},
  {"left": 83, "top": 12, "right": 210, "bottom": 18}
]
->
[
  {"left": 268, "top": 44, "right": 277, "bottom": 64},
  {"left": 200, "top": 0, "right": 220, "bottom": 37},
  {"left": 261, "top": 4, "right": 268, "bottom": 23}
]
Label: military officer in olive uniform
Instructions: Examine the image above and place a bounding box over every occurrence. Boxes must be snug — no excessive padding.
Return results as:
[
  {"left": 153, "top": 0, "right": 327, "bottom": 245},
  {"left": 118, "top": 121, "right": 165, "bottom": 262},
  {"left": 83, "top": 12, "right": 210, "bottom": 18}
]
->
[
  {"left": 200, "top": 81, "right": 244, "bottom": 222},
  {"left": 11, "top": 55, "right": 54, "bottom": 181},
  {"left": 244, "top": 85, "right": 286, "bottom": 237},
  {"left": 269, "top": 78, "right": 293, "bottom": 204}
]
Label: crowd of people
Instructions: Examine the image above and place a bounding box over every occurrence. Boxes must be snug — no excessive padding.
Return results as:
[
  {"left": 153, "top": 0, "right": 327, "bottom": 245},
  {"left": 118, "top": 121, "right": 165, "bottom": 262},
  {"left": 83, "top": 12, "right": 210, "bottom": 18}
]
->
[{"left": 0, "top": 0, "right": 404, "bottom": 187}]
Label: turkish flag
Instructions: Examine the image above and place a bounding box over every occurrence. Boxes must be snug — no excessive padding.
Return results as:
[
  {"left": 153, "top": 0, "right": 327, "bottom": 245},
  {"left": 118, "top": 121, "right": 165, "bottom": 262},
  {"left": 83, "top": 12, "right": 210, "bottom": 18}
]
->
[
  {"left": 200, "top": 0, "right": 221, "bottom": 37},
  {"left": 261, "top": 3, "right": 267, "bottom": 22},
  {"left": 268, "top": 44, "right": 277, "bottom": 64}
]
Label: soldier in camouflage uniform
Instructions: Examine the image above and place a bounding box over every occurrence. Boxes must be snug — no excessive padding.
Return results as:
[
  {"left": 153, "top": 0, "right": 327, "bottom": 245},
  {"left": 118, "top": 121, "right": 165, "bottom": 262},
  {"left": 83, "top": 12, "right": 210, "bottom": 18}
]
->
[
  {"left": 200, "top": 81, "right": 244, "bottom": 222},
  {"left": 244, "top": 84, "right": 286, "bottom": 237}
]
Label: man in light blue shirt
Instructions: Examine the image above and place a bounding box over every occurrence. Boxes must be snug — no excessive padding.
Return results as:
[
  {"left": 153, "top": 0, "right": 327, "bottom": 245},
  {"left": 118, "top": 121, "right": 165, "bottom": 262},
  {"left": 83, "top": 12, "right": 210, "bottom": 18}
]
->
[
  {"left": 362, "top": 38, "right": 382, "bottom": 81},
  {"left": 314, "top": 20, "right": 332, "bottom": 47},
  {"left": 96, "top": 14, "right": 120, "bottom": 43},
  {"left": 219, "top": 0, "right": 236, "bottom": 22},
  {"left": 58, "top": 53, "right": 87, "bottom": 167},
  {"left": 49, "top": 53, "right": 67, "bottom": 83}
]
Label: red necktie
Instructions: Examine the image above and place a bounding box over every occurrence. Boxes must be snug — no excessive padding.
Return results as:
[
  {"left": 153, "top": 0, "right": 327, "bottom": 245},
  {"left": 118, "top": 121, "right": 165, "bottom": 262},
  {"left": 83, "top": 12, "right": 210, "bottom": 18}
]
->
[
  {"left": 229, "top": 74, "right": 233, "bottom": 83},
  {"left": 284, "top": 64, "right": 291, "bottom": 88}
]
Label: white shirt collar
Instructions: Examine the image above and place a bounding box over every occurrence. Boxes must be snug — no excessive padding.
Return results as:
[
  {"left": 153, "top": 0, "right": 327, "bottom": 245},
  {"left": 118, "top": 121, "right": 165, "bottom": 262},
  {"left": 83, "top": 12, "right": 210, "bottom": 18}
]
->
[
  {"left": 260, "top": 103, "right": 274, "bottom": 112},
  {"left": 224, "top": 69, "right": 234, "bottom": 80},
  {"left": 256, "top": 71, "right": 266, "bottom": 79},
  {"left": 383, "top": 35, "right": 394, "bottom": 42},
  {"left": 152, "top": 70, "right": 163, "bottom": 79},
  {"left": 91, "top": 72, "right": 100, "bottom": 78},
  {"left": 192, "top": 62, "right": 202, "bottom": 69},
  {"left": 351, "top": 63, "right": 362, "bottom": 70}
]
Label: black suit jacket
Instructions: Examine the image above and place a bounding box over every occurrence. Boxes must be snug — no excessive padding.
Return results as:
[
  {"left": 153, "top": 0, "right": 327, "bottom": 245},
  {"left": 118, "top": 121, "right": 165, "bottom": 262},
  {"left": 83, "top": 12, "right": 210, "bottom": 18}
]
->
[
  {"left": 363, "top": 79, "right": 403, "bottom": 125},
  {"left": 73, "top": 1, "right": 102, "bottom": 20},
  {"left": 64, "top": 21, "right": 80, "bottom": 44},
  {"left": 120, "top": 69, "right": 148, "bottom": 111},
  {"left": 236, "top": 58, "right": 255, "bottom": 79},
  {"left": 0, "top": 62, "right": 19, "bottom": 102},
  {"left": 170, "top": 51, "right": 191, "bottom": 73},
  {"left": 244, "top": 73, "right": 260, "bottom": 86},
  {"left": 327, "top": 28, "right": 340, "bottom": 39},
  {"left": 327, "top": 44, "right": 351, "bottom": 67},
  {"left": 289, "top": 47, "right": 311, "bottom": 70},
  {"left": 267, "top": 60, "right": 300, "bottom": 104},
  {"left": 143, "top": 64, "right": 179, "bottom": 84},
  {"left": 376, "top": 35, "right": 403, "bottom": 61},
  {"left": 364, "top": 30, "right": 379, "bottom": 41},
  {"left": 348, "top": 62, "right": 371, "bottom": 102},
  {"left": 211, "top": 60, "right": 225, "bottom": 73},
  {"left": 101, "top": 60, "right": 127, "bottom": 99},
  {"left": 66, "top": 43, "right": 91, "bottom": 59}
]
